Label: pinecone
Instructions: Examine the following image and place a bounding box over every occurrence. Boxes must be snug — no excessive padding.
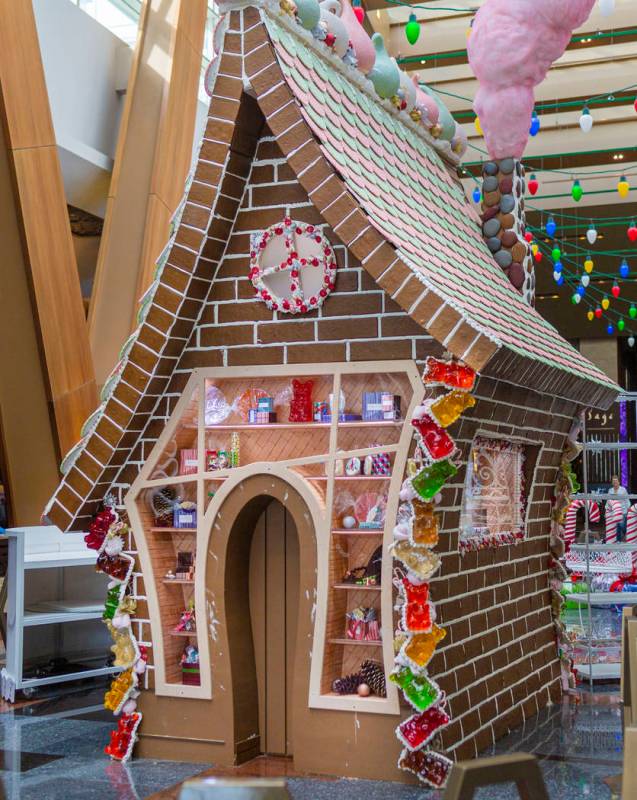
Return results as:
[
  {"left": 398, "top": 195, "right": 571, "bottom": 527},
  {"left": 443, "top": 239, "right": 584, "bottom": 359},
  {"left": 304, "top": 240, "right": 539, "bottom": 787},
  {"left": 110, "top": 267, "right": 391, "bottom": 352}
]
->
[
  {"left": 332, "top": 671, "right": 363, "bottom": 694},
  {"left": 361, "top": 660, "right": 386, "bottom": 697}
]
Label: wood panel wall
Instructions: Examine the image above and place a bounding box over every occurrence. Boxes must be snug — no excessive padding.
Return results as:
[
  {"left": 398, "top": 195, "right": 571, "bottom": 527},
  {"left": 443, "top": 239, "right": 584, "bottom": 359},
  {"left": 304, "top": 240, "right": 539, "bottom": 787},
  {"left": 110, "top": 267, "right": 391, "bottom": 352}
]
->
[{"left": 89, "top": 0, "right": 207, "bottom": 386}]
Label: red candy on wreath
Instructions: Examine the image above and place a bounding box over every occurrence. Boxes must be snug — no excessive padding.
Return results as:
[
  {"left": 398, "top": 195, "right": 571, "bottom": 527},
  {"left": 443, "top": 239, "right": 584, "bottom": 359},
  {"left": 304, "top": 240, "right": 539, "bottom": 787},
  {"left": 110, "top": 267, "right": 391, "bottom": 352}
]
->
[
  {"left": 423, "top": 357, "right": 475, "bottom": 391},
  {"left": 397, "top": 705, "right": 450, "bottom": 751},
  {"left": 85, "top": 508, "right": 115, "bottom": 550},
  {"left": 402, "top": 578, "right": 433, "bottom": 633},
  {"left": 411, "top": 415, "right": 455, "bottom": 461}
]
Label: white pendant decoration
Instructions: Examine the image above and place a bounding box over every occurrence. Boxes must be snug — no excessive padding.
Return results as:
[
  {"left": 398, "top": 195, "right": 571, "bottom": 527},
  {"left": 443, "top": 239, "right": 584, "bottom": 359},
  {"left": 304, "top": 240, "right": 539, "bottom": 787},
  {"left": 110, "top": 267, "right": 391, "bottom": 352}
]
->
[
  {"left": 586, "top": 225, "right": 597, "bottom": 245},
  {"left": 579, "top": 106, "right": 593, "bottom": 133}
]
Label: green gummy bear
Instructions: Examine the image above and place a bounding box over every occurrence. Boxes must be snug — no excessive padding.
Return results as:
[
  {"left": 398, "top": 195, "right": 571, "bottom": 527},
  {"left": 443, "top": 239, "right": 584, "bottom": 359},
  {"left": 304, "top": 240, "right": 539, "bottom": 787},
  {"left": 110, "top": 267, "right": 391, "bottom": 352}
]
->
[
  {"left": 103, "top": 586, "right": 120, "bottom": 620},
  {"left": 411, "top": 459, "right": 457, "bottom": 501},
  {"left": 390, "top": 666, "right": 441, "bottom": 711}
]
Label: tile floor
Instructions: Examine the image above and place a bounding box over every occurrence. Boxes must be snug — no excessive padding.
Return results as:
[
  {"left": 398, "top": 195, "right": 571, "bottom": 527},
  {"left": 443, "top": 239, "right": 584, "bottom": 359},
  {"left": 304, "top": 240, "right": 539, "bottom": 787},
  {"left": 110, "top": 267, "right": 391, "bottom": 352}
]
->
[{"left": 0, "top": 681, "right": 623, "bottom": 799}]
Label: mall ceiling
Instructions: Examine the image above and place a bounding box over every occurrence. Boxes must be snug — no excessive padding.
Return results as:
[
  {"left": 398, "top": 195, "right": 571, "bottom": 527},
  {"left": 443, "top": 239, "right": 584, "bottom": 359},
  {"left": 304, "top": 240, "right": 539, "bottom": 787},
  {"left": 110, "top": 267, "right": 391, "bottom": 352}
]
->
[{"left": 368, "top": 0, "right": 637, "bottom": 340}]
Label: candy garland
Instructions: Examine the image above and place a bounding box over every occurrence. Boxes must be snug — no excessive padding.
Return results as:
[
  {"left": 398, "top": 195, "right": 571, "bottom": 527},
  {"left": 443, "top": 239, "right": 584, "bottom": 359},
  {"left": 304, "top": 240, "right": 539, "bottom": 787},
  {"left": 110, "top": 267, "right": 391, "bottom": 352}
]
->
[
  {"left": 391, "top": 356, "right": 476, "bottom": 789},
  {"left": 85, "top": 498, "right": 146, "bottom": 762},
  {"left": 550, "top": 422, "right": 581, "bottom": 691},
  {"left": 249, "top": 218, "right": 337, "bottom": 314}
]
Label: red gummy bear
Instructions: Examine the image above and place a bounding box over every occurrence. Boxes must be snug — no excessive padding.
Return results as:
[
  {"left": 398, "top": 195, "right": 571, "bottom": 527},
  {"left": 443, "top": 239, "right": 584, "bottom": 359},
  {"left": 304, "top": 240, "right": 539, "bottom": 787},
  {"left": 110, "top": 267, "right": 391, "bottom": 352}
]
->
[
  {"left": 397, "top": 705, "right": 450, "bottom": 751},
  {"left": 97, "top": 552, "right": 131, "bottom": 582},
  {"left": 423, "top": 357, "right": 475, "bottom": 391},
  {"left": 411, "top": 415, "right": 455, "bottom": 461},
  {"left": 104, "top": 712, "right": 141, "bottom": 761},
  {"left": 399, "top": 748, "right": 453, "bottom": 789},
  {"left": 403, "top": 579, "right": 433, "bottom": 633},
  {"left": 289, "top": 379, "right": 314, "bottom": 423},
  {"left": 85, "top": 508, "right": 115, "bottom": 550}
]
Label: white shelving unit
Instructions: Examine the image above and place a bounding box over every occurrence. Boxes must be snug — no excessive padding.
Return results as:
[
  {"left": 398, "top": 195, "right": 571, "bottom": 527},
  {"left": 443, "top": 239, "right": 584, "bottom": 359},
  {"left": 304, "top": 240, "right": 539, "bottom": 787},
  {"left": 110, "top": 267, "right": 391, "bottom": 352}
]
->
[
  {"left": 568, "top": 393, "right": 637, "bottom": 685},
  {"left": 0, "top": 526, "right": 120, "bottom": 701}
]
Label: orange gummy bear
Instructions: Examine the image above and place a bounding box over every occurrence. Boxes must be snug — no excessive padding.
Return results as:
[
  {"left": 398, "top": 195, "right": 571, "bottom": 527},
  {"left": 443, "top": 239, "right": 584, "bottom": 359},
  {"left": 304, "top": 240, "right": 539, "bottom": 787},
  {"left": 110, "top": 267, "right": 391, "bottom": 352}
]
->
[
  {"left": 402, "top": 625, "right": 446, "bottom": 668},
  {"left": 430, "top": 391, "right": 476, "bottom": 427},
  {"left": 394, "top": 541, "right": 440, "bottom": 581},
  {"left": 104, "top": 669, "right": 134, "bottom": 711},
  {"left": 411, "top": 500, "right": 439, "bottom": 547}
]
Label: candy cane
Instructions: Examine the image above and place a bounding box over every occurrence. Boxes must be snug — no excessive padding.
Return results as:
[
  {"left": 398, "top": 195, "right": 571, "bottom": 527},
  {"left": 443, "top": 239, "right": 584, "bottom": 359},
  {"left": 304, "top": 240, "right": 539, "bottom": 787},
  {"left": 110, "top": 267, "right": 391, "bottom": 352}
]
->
[
  {"left": 605, "top": 500, "right": 623, "bottom": 544},
  {"left": 564, "top": 499, "right": 600, "bottom": 549},
  {"left": 627, "top": 504, "right": 637, "bottom": 566}
]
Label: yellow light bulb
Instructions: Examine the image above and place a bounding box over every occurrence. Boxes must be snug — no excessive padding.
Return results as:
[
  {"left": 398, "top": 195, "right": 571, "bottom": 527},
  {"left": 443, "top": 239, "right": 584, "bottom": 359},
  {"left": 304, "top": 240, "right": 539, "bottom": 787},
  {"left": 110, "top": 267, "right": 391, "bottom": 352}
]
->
[
  {"left": 587, "top": 311, "right": 594, "bottom": 321},
  {"left": 618, "top": 178, "right": 630, "bottom": 198},
  {"left": 531, "top": 243, "right": 539, "bottom": 256},
  {"left": 474, "top": 116, "right": 482, "bottom": 135},
  {"left": 602, "top": 297, "right": 610, "bottom": 310},
  {"left": 584, "top": 258, "right": 594, "bottom": 273}
]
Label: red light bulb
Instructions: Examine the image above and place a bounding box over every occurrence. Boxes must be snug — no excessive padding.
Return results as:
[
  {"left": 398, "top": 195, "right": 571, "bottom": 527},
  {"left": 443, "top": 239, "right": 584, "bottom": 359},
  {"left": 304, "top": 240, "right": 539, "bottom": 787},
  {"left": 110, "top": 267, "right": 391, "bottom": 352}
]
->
[{"left": 595, "top": 307, "right": 603, "bottom": 319}]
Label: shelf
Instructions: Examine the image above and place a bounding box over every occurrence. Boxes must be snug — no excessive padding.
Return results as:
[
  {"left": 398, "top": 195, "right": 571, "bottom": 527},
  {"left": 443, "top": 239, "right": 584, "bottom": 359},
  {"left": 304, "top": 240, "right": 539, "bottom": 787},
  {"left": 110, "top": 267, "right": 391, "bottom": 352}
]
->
[
  {"left": 199, "top": 421, "right": 403, "bottom": 431},
  {"left": 162, "top": 579, "right": 195, "bottom": 585},
  {"left": 332, "top": 529, "right": 384, "bottom": 536},
  {"left": 328, "top": 638, "right": 383, "bottom": 646},
  {"left": 574, "top": 662, "right": 621, "bottom": 680},
  {"left": 170, "top": 630, "right": 198, "bottom": 637},
  {"left": 149, "top": 527, "right": 197, "bottom": 533},
  {"left": 570, "top": 543, "right": 637, "bottom": 552},
  {"left": 23, "top": 610, "right": 105, "bottom": 627},
  {"left": 24, "top": 551, "right": 98, "bottom": 569},
  {"left": 308, "top": 476, "right": 392, "bottom": 482},
  {"left": 566, "top": 592, "right": 637, "bottom": 605},
  {"left": 332, "top": 584, "right": 382, "bottom": 591}
]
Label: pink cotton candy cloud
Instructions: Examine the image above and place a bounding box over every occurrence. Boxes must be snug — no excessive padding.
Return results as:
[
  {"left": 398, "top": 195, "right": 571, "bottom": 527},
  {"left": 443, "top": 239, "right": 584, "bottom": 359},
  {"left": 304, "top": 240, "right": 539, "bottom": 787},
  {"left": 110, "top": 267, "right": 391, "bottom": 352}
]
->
[{"left": 467, "top": 0, "right": 596, "bottom": 159}]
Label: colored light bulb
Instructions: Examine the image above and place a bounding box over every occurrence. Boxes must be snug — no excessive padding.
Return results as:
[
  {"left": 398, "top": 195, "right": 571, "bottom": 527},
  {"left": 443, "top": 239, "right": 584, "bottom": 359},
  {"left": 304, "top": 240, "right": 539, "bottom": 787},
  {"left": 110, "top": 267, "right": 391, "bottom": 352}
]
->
[
  {"left": 629, "top": 336, "right": 636, "bottom": 347},
  {"left": 581, "top": 274, "right": 590, "bottom": 287},
  {"left": 628, "top": 221, "right": 637, "bottom": 242},
  {"left": 584, "top": 256, "right": 594, "bottom": 273},
  {"left": 474, "top": 116, "right": 482, "bottom": 135},
  {"left": 602, "top": 296, "right": 610, "bottom": 310},
  {"left": 472, "top": 186, "right": 481, "bottom": 203},
  {"left": 528, "top": 174, "right": 539, "bottom": 196},
  {"left": 595, "top": 307, "right": 603, "bottom": 319},
  {"left": 586, "top": 224, "right": 597, "bottom": 244},
  {"left": 572, "top": 294, "right": 581, "bottom": 304},
  {"left": 546, "top": 216, "right": 557, "bottom": 237},
  {"left": 352, "top": 0, "right": 365, "bottom": 23},
  {"left": 551, "top": 246, "right": 561, "bottom": 262},
  {"left": 630, "top": 305, "right": 637, "bottom": 319},
  {"left": 555, "top": 273, "right": 564, "bottom": 285},
  {"left": 577, "top": 285, "right": 585, "bottom": 296},
  {"left": 618, "top": 319, "right": 626, "bottom": 332},
  {"left": 620, "top": 259, "right": 630, "bottom": 279},
  {"left": 587, "top": 311, "right": 594, "bottom": 321},
  {"left": 607, "top": 323, "right": 614, "bottom": 335},
  {"left": 612, "top": 284, "right": 621, "bottom": 298},
  {"left": 618, "top": 175, "right": 630, "bottom": 198},
  {"left": 405, "top": 13, "right": 421, "bottom": 45},
  {"left": 529, "top": 110, "right": 540, "bottom": 136},
  {"left": 579, "top": 105, "right": 593, "bottom": 133},
  {"left": 572, "top": 179, "right": 583, "bottom": 202}
]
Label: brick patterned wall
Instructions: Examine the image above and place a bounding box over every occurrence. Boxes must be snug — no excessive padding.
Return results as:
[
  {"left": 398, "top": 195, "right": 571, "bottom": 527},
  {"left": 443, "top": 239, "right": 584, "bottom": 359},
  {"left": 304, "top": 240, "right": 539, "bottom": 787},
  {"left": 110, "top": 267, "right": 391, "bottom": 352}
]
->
[{"left": 111, "top": 122, "right": 577, "bottom": 757}]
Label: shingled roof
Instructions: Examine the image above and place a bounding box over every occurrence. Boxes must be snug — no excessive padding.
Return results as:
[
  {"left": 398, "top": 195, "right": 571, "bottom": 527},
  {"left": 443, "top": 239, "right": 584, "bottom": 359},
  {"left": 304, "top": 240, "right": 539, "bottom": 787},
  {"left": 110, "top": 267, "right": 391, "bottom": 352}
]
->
[{"left": 44, "top": 3, "right": 618, "bottom": 532}]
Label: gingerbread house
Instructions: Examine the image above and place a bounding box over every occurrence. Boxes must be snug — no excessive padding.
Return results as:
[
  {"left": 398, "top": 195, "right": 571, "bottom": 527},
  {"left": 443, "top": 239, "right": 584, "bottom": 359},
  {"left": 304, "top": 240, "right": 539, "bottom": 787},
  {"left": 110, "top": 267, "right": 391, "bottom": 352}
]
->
[{"left": 44, "top": 0, "right": 619, "bottom": 787}]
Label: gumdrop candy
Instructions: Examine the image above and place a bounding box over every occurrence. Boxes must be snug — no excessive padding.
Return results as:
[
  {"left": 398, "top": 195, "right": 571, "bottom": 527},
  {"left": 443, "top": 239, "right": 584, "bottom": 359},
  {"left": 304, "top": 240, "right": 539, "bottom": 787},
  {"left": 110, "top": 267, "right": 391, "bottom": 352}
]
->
[
  {"left": 289, "top": 379, "right": 314, "bottom": 423},
  {"left": 411, "top": 415, "right": 455, "bottom": 461},
  {"left": 393, "top": 541, "right": 440, "bottom": 581},
  {"left": 423, "top": 357, "right": 475, "bottom": 390},
  {"left": 411, "top": 500, "right": 439, "bottom": 547},
  {"left": 390, "top": 666, "right": 442, "bottom": 712},
  {"left": 430, "top": 390, "right": 476, "bottom": 427},
  {"left": 411, "top": 460, "right": 457, "bottom": 501},
  {"left": 402, "top": 579, "right": 433, "bottom": 633},
  {"left": 401, "top": 625, "right": 446, "bottom": 668},
  {"left": 397, "top": 704, "right": 451, "bottom": 750},
  {"left": 398, "top": 748, "right": 454, "bottom": 788}
]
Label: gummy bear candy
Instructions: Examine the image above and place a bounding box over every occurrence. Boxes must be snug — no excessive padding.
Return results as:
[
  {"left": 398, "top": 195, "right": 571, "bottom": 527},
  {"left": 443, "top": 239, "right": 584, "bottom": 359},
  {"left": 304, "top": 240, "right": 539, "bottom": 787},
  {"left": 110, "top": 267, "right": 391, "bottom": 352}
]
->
[
  {"left": 398, "top": 748, "right": 454, "bottom": 788},
  {"left": 401, "top": 625, "right": 446, "bottom": 668},
  {"left": 397, "top": 704, "right": 450, "bottom": 750},
  {"left": 103, "top": 585, "right": 121, "bottom": 620},
  {"left": 393, "top": 541, "right": 440, "bottom": 581},
  {"left": 430, "top": 390, "right": 476, "bottom": 427},
  {"left": 402, "top": 579, "right": 433, "bottom": 632},
  {"left": 411, "top": 500, "right": 439, "bottom": 547},
  {"left": 423, "top": 356, "right": 475, "bottom": 391},
  {"left": 108, "top": 625, "right": 138, "bottom": 669},
  {"left": 289, "top": 379, "right": 314, "bottom": 423},
  {"left": 411, "top": 460, "right": 457, "bottom": 501},
  {"left": 411, "top": 415, "right": 455, "bottom": 461},
  {"left": 85, "top": 508, "right": 116, "bottom": 550},
  {"left": 104, "top": 669, "right": 134, "bottom": 712},
  {"left": 104, "top": 712, "right": 142, "bottom": 762},
  {"left": 97, "top": 551, "right": 133, "bottom": 582},
  {"left": 390, "top": 665, "right": 442, "bottom": 711}
]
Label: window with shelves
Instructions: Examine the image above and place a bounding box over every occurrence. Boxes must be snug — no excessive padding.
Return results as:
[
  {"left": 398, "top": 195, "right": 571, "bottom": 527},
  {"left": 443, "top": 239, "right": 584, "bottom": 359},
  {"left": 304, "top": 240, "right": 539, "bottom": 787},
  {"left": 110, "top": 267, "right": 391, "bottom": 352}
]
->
[{"left": 126, "top": 362, "right": 422, "bottom": 712}]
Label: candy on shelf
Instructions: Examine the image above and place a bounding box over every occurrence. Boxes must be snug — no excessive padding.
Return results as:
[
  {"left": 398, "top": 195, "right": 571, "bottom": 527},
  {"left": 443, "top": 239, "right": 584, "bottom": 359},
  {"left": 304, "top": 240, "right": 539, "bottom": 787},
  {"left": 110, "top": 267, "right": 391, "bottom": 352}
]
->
[
  {"left": 179, "top": 448, "right": 198, "bottom": 476},
  {"left": 289, "top": 379, "right": 314, "bottom": 422},
  {"left": 346, "top": 606, "right": 381, "bottom": 641},
  {"left": 173, "top": 501, "right": 197, "bottom": 529},
  {"left": 362, "top": 391, "right": 401, "bottom": 421},
  {"left": 181, "top": 644, "right": 201, "bottom": 685},
  {"left": 175, "top": 552, "right": 195, "bottom": 581},
  {"left": 174, "top": 600, "right": 196, "bottom": 633}
]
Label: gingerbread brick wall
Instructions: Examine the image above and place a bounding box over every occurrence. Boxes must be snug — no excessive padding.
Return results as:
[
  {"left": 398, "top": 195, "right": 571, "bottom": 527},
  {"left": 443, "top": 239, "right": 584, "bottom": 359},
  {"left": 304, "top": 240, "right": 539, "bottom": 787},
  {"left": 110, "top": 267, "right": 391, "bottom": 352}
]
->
[{"left": 103, "top": 123, "right": 578, "bottom": 760}]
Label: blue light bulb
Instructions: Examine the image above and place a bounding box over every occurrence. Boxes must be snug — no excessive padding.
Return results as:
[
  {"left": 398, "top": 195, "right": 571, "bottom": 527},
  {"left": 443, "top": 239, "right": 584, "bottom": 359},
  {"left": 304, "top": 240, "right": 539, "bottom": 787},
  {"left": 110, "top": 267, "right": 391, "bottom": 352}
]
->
[
  {"left": 554, "top": 260, "right": 563, "bottom": 273},
  {"left": 620, "top": 259, "right": 630, "bottom": 279},
  {"left": 529, "top": 110, "right": 540, "bottom": 137},
  {"left": 546, "top": 216, "right": 557, "bottom": 237},
  {"left": 472, "top": 187, "right": 481, "bottom": 203},
  {"left": 577, "top": 285, "right": 585, "bottom": 296},
  {"left": 607, "top": 323, "right": 614, "bottom": 335},
  {"left": 556, "top": 274, "right": 564, "bottom": 286}
]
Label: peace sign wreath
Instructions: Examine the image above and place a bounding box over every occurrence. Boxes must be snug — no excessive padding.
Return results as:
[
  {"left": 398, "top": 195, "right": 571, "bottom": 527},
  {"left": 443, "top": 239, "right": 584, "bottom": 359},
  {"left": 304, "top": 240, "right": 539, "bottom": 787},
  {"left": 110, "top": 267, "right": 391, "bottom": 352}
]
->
[{"left": 249, "top": 217, "right": 337, "bottom": 314}]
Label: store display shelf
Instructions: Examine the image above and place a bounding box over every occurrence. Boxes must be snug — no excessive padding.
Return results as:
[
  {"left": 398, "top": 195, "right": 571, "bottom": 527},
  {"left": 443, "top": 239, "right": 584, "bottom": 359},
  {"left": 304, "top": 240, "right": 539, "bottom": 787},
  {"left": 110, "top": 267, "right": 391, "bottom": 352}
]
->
[
  {"left": 170, "top": 630, "right": 198, "bottom": 637},
  {"left": 162, "top": 579, "right": 195, "bottom": 585},
  {"left": 574, "top": 662, "right": 621, "bottom": 679},
  {"left": 196, "top": 421, "right": 403, "bottom": 431},
  {"left": 328, "top": 638, "right": 383, "bottom": 646},
  {"left": 23, "top": 610, "right": 105, "bottom": 626},
  {"left": 149, "top": 527, "right": 197, "bottom": 534},
  {"left": 309, "top": 476, "right": 392, "bottom": 482},
  {"left": 331, "top": 529, "right": 384, "bottom": 536},
  {"left": 332, "top": 584, "right": 382, "bottom": 591},
  {"left": 567, "top": 592, "right": 637, "bottom": 605},
  {"left": 570, "top": 543, "right": 637, "bottom": 552}
]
